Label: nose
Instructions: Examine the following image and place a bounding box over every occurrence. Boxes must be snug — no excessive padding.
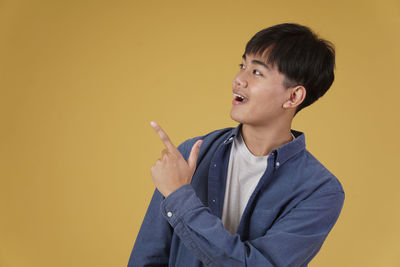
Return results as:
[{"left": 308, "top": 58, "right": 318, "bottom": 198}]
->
[{"left": 233, "top": 72, "right": 248, "bottom": 88}]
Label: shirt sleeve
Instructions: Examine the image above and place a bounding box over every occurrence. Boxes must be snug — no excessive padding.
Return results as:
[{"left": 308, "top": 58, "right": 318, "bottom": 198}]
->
[
  {"left": 161, "top": 183, "right": 344, "bottom": 267},
  {"left": 127, "top": 141, "right": 190, "bottom": 267}
]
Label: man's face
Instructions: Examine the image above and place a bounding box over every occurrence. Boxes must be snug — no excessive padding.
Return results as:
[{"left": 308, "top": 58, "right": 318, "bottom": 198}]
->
[{"left": 230, "top": 53, "right": 292, "bottom": 126}]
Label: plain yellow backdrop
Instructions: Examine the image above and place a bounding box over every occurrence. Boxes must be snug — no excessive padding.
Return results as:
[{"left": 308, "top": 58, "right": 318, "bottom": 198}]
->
[{"left": 1, "top": 0, "right": 399, "bottom": 266}]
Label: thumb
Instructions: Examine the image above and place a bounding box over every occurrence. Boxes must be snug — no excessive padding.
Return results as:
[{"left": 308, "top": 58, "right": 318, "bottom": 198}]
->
[{"left": 188, "top": 140, "right": 203, "bottom": 171}]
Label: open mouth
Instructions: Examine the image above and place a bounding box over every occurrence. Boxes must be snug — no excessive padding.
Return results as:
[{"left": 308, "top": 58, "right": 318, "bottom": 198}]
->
[{"left": 233, "top": 93, "right": 248, "bottom": 103}]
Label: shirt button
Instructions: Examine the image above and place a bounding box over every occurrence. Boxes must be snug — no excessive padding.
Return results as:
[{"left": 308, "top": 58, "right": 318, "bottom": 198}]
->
[
  {"left": 276, "top": 162, "right": 280, "bottom": 167},
  {"left": 167, "top": 211, "right": 173, "bottom": 217},
  {"left": 212, "top": 199, "right": 216, "bottom": 203},
  {"left": 213, "top": 164, "right": 217, "bottom": 167}
]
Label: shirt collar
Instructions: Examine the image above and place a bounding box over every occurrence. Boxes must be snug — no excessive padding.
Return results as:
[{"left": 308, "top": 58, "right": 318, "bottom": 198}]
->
[{"left": 224, "top": 123, "right": 306, "bottom": 168}]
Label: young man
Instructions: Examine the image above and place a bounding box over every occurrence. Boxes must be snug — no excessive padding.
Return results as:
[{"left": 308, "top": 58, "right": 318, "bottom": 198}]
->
[{"left": 128, "top": 23, "right": 345, "bottom": 267}]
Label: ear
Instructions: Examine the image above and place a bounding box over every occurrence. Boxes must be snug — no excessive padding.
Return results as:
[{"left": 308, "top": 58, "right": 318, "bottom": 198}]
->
[{"left": 283, "top": 86, "right": 306, "bottom": 109}]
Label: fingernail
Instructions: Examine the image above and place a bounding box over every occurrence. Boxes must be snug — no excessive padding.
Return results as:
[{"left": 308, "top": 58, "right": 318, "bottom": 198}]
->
[{"left": 150, "top": 121, "right": 157, "bottom": 127}]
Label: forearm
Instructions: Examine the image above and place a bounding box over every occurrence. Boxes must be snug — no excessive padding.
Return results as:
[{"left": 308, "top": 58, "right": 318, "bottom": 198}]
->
[
  {"left": 161, "top": 185, "right": 277, "bottom": 266},
  {"left": 128, "top": 189, "right": 172, "bottom": 267},
  {"left": 161, "top": 184, "right": 344, "bottom": 267}
]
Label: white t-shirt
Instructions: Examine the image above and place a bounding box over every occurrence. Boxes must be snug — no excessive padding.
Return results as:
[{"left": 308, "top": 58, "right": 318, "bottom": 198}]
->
[{"left": 221, "top": 130, "right": 295, "bottom": 234}]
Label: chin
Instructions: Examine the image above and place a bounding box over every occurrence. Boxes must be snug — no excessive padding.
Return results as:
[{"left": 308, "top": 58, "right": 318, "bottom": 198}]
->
[
  {"left": 230, "top": 110, "right": 272, "bottom": 127},
  {"left": 230, "top": 110, "right": 246, "bottom": 124}
]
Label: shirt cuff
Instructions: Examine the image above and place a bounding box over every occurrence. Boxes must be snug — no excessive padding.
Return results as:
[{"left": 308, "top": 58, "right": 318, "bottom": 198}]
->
[{"left": 160, "top": 184, "right": 204, "bottom": 227}]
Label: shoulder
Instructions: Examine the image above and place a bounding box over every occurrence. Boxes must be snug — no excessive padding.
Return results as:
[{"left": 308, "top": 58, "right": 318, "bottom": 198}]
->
[
  {"left": 276, "top": 149, "right": 345, "bottom": 223},
  {"left": 299, "top": 149, "right": 345, "bottom": 195}
]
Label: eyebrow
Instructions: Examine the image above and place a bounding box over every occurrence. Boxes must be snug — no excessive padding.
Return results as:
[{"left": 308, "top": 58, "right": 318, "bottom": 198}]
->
[{"left": 242, "top": 54, "right": 271, "bottom": 70}]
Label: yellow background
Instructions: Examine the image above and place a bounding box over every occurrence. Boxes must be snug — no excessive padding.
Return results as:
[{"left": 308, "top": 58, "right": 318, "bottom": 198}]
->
[{"left": 1, "top": 0, "right": 399, "bottom": 266}]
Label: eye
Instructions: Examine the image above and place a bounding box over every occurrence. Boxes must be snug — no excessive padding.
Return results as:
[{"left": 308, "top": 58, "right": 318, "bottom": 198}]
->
[
  {"left": 253, "top": 69, "right": 263, "bottom": 76},
  {"left": 238, "top": 63, "right": 245, "bottom": 70}
]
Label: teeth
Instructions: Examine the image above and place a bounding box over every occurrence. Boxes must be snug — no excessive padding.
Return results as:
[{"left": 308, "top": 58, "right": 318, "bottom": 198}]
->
[{"left": 233, "top": 93, "right": 245, "bottom": 100}]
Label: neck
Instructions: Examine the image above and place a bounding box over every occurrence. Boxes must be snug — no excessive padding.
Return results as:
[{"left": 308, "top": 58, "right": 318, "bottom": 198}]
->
[{"left": 240, "top": 121, "right": 294, "bottom": 157}]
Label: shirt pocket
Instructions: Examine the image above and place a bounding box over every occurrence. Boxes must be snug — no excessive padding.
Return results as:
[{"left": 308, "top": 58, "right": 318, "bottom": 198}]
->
[{"left": 248, "top": 208, "right": 277, "bottom": 239}]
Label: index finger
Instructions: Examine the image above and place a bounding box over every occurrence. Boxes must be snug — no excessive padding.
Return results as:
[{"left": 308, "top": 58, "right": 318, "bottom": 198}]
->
[{"left": 150, "top": 121, "right": 178, "bottom": 153}]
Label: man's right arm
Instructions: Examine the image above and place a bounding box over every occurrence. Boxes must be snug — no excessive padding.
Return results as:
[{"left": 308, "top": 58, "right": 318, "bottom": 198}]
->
[
  {"left": 127, "top": 140, "right": 190, "bottom": 266},
  {"left": 127, "top": 188, "right": 173, "bottom": 267}
]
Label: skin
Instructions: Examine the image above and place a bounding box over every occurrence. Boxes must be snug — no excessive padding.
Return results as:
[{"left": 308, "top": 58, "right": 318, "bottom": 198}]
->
[
  {"left": 150, "top": 52, "right": 306, "bottom": 198},
  {"left": 231, "top": 53, "right": 306, "bottom": 156},
  {"left": 150, "top": 121, "right": 202, "bottom": 198}
]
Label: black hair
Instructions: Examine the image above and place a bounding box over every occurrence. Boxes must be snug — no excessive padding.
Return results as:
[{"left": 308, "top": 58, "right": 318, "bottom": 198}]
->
[{"left": 244, "top": 23, "right": 335, "bottom": 115}]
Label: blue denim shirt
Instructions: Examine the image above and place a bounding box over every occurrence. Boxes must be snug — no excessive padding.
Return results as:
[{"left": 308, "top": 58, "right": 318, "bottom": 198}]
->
[{"left": 128, "top": 124, "right": 345, "bottom": 267}]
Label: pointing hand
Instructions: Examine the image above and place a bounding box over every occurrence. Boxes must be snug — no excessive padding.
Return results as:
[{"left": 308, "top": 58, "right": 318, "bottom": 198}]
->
[{"left": 150, "top": 121, "right": 203, "bottom": 197}]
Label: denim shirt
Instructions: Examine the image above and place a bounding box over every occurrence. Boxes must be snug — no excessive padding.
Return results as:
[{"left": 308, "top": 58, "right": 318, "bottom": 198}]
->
[{"left": 128, "top": 124, "right": 345, "bottom": 267}]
